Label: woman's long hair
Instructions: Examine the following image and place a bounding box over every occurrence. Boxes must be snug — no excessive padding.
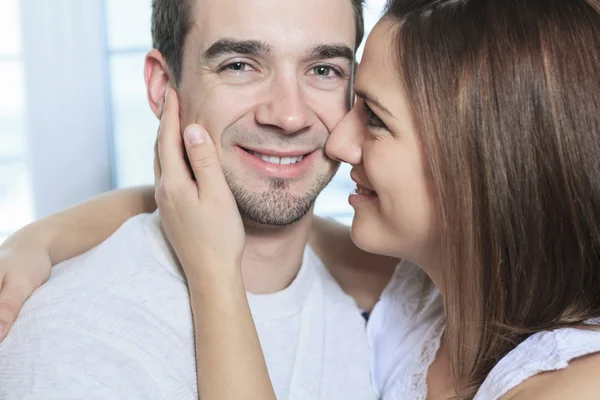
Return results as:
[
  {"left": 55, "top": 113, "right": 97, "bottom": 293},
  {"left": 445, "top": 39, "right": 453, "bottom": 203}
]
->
[{"left": 384, "top": 0, "right": 600, "bottom": 397}]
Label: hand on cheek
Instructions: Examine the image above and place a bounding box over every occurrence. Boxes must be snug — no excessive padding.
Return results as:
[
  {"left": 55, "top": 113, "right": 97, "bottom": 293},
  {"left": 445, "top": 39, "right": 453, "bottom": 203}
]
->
[{"left": 154, "top": 88, "right": 246, "bottom": 283}]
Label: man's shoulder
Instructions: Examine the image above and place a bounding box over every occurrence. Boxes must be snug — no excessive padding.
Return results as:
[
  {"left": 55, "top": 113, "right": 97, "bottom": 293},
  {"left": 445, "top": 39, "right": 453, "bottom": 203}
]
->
[
  {"left": 57, "top": 212, "right": 175, "bottom": 274},
  {"left": 20, "top": 212, "right": 188, "bottom": 326},
  {"left": 93, "top": 212, "right": 160, "bottom": 255},
  {"left": 309, "top": 216, "right": 398, "bottom": 311},
  {"left": 0, "top": 214, "right": 196, "bottom": 399}
]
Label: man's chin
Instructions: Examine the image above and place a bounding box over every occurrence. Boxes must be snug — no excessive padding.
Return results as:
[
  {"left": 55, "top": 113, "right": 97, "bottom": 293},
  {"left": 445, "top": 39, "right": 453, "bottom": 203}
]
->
[
  {"left": 224, "top": 167, "right": 334, "bottom": 227},
  {"left": 240, "top": 209, "right": 312, "bottom": 228},
  {"left": 235, "top": 192, "right": 315, "bottom": 227}
]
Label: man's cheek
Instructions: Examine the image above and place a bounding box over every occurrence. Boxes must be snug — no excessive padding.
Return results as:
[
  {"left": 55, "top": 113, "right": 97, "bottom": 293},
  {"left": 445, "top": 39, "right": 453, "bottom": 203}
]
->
[
  {"left": 314, "top": 96, "right": 349, "bottom": 133},
  {"left": 197, "top": 87, "right": 261, "bottom": 125},
  {"left": 299, "top": 83, "right": 349, "bottom": 132}
]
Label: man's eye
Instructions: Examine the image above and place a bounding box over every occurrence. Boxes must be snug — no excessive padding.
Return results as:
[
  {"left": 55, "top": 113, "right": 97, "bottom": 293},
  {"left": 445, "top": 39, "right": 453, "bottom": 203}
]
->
[
  {"left": 312, "top": 65, "right": 340, "bottom": 78},
  {"left": 222, "top": 62, "right": 251, "bottom": 72}
]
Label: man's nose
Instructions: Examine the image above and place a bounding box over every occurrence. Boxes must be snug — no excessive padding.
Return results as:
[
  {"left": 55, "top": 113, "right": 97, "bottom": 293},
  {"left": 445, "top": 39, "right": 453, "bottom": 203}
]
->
[{"left": 255, "top": 74, "right": 316, "bottom": 134}]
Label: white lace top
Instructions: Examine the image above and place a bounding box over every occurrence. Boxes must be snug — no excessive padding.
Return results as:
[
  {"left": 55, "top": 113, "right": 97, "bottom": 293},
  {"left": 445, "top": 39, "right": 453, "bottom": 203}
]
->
[
  {"left": 368, "top": 260, "right": 600, "bottom": 400},
  {"left": 367, "top": 260, "right": 444, "bottom": 399},
  {"left": 474, "top": 325, "right": 600, "bottom": 399}
]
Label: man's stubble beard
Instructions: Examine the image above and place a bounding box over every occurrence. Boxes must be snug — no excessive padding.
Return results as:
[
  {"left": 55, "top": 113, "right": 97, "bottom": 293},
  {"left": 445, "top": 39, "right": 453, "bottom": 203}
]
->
[{"left": 223, "top": 165, "right": 339, "bottom": 226}]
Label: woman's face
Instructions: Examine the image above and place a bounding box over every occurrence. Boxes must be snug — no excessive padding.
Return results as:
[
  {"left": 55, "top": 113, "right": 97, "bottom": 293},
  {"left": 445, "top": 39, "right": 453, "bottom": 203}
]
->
[{"left": 326, "top": 19, "right": 440, "bottom": 262}]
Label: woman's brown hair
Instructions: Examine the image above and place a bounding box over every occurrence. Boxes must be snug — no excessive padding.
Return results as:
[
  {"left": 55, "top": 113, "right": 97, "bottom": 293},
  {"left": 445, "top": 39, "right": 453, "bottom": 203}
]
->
[{"left": 384, "top": 0, "right": 600, "bottom": 397}]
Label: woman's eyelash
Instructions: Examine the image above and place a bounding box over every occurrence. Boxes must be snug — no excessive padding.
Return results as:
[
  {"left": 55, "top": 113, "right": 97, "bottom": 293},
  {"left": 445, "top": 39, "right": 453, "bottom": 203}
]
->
[{"left": 363, "top": 102, "right": 387, "bottom": 130}]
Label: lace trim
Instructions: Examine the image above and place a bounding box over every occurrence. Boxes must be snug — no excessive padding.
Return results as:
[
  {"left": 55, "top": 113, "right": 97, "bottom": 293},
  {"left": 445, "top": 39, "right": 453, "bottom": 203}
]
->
[
  {"left": 406, "top": 317, "right": 600, "bottom": 399},
  {"left": 411, "top": 317, "right": 446, "bottom": 399}
]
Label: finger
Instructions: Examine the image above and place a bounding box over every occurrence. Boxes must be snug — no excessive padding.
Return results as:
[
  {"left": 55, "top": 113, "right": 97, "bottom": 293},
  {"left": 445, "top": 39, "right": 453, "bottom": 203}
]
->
[
  {"left": 0, "top": 277, "right": 28, "bottom": 342},
  {"left": 153, "top": 136, "right": 161, "bottom": 189},
  {"left": 182, "top": 124, "right": 230, "bottom": 195},
  {"left": 157, "top": 88, "right": 189, "bottom": 182}
]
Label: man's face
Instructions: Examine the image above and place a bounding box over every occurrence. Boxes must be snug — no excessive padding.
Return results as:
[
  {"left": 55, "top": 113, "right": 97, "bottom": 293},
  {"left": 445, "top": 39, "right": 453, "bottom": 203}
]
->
[{"left": 177, "top": 0, "right": 356, "bottom": 226}]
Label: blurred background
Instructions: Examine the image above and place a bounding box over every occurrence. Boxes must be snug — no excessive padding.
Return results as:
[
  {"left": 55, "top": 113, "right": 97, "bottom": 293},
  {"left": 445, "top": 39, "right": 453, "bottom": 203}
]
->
[{"left": 0, "top": 0, "right": 387, "bottom": 243}]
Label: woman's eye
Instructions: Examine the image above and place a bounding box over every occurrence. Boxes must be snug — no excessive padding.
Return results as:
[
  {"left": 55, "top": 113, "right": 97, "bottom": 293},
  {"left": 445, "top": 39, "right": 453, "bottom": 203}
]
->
[{"left": 363, "top": 102, "right": 387, "bottom": 130}]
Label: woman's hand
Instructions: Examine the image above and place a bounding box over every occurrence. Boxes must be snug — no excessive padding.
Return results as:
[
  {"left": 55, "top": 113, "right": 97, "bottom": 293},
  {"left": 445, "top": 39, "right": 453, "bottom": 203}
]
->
[
  {"left": 0, "top": 237, "right": 52, "bottom": 341},
  {"left": 154, "top": 88, "right": 245, "bottom": 280},
  {"left": 153, "top": 88, "right": 276, "bottom": 400}
]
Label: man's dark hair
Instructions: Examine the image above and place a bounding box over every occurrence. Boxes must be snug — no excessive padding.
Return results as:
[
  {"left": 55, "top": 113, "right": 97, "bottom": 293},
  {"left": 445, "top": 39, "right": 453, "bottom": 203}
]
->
[{"left": 151, "top": 0, "right": 365, "bottom": 85}]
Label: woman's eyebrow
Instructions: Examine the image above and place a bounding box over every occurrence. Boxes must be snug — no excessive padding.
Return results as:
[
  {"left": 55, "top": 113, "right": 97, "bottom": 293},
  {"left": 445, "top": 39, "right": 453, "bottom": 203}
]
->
[{"left": 355, "top": 89, "right": 393, "bottom": 117}]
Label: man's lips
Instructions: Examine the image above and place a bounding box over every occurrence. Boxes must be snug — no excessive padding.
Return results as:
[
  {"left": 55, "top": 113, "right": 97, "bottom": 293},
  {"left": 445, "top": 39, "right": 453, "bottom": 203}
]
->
[
  {"left": 239, "top": 145, "right": 315, "bottom": 158},
  {"left": 237, "top": 145, "right": 315, "bottom": 166},
  {"left": 235, "top": 145, "right": 318, "bottom": 179}
]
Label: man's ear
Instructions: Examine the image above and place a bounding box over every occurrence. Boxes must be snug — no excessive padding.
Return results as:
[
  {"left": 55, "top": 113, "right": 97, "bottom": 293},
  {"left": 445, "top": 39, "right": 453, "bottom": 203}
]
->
[{"left": 144, "top": 49, "right": 174, "bottom": 119}]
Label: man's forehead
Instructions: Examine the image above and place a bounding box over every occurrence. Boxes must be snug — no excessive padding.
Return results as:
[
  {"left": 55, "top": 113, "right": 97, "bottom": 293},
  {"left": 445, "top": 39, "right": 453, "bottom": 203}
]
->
[{"left": 190, "top": 0, "right": 357, "bottom": 51}]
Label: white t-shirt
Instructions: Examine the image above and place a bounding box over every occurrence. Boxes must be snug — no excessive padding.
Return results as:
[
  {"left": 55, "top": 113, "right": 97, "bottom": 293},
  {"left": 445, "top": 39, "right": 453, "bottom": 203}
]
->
[
  {"left": 0, "top": 213, "right": 376, "bottom": 400},
  {"left": 368, "top": 260, "right": 600, "bottom": 400}
]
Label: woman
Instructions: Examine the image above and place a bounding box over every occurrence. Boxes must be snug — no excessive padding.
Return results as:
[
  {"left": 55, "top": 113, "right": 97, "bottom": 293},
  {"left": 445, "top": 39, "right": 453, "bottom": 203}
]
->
[
  {"left": 332, "top": 1, "right": 600, "bottom": 398},
  {"left": 2, "top": 0, "right": 600, "bottom": 398}
]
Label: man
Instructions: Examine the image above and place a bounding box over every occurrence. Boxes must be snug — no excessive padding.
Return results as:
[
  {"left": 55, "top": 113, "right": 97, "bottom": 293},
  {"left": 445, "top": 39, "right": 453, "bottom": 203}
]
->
[{"left": 0, "top": 0, "right": 396, "bottom": 398}]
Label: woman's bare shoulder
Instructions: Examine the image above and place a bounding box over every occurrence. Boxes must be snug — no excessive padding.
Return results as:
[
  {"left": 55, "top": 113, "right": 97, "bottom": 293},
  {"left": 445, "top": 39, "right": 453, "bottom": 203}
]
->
[{"left": 504, "top": 351, "right": 600, "bottom": 400}]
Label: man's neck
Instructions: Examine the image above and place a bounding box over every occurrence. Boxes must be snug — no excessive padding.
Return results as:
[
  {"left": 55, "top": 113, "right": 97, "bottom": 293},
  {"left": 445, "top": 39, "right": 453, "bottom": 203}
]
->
[{"left": 240, "top": 211, "right": 313, "bottom": 294}]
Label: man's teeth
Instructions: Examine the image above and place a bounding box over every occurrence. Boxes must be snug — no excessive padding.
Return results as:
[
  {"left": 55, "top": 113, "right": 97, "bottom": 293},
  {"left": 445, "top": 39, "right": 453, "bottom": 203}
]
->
[{"left": 249, "top": 151, "right": 305, "bottom": 165}]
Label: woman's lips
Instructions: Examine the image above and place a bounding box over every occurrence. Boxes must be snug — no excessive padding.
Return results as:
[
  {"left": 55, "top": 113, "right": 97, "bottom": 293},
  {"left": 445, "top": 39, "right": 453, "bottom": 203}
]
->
[
  {"left": 353, "top": 184, "right": 377, "bottom": 196},
  {"left": 349, "top": 184, "right": 378, "bottom": 206}
]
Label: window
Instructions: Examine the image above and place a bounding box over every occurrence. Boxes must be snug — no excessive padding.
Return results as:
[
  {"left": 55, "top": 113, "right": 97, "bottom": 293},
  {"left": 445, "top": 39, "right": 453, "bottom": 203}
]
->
[
  {"left": 106, "top": 0, "right": 387, "bottom": 225},
  {"left": 0, "top": 0, "right": 33, "bottom": 243},
  {"left": 105, "top": 0, "right": 156, "bottom": 188}
]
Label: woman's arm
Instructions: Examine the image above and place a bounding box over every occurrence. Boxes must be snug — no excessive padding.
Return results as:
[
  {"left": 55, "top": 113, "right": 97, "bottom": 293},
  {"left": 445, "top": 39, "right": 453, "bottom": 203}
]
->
[
  {"left": 188, "top": 266, "right": 275, "bottom": 400},
  {"left": 156, "top": 89, "right": 275, "bottom": 400},
  {"left": 14, "top": 185, "right": 156, "bottom": 265},
  {"left": 0, "top": 185, "right": 156, "bottom": 340}
]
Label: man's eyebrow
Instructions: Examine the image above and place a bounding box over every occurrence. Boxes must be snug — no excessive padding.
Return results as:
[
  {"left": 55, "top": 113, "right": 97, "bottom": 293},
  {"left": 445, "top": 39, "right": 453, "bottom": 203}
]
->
[
  {"left": 203, "top": 39, "right": 271, "bottom": 62},
  {"left": 308, "top": 44, "right": 355, "bottom": 63},
  {"left": 355, "top": 89, "right": 393, "bottom": 117}
]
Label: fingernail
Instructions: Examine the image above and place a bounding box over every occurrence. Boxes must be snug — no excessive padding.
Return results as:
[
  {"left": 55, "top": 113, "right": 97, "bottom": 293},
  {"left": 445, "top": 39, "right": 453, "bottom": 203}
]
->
[
  {"left": 0, "top": 323, "right": 5, "bottom": 341},
  {"left": 185, "top": 125, "right": 206, "bottom": 145},
  {"left": 164, "top": 88, "right": 169, "bottom": 103}
]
